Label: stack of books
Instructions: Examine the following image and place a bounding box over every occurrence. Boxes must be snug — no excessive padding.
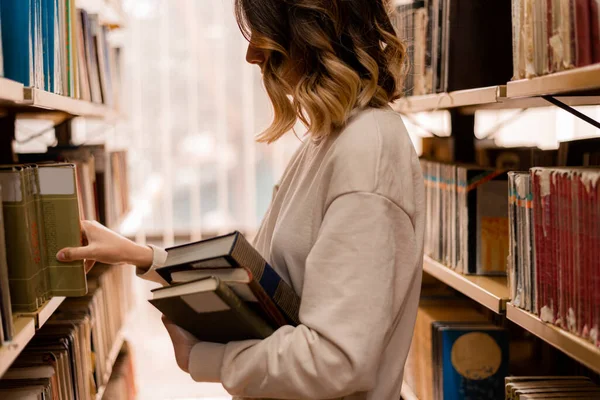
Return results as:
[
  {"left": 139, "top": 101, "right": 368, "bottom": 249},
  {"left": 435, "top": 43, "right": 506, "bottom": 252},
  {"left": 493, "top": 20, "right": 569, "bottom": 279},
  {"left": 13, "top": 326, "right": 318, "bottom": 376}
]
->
[
  {"left": 391, "top": 0, "right": 513, "bottom": 96},
  {"left": 0, "top": 0, "right": 121, "bottom": 106},
  {"left": 505, "top": 376, "right": 600, "bottom": 399},
  {"left": 508, "top": 167, "right": 600, "bottom": 346},
  {"left": 150, "top": 232, "right": 301, "bottom": 342},
  {"left": 0, "top": 264, "right": 134, "bottom": 398},
  {"left": 512, "top": 0, "right": 600, "bottom": 80}
]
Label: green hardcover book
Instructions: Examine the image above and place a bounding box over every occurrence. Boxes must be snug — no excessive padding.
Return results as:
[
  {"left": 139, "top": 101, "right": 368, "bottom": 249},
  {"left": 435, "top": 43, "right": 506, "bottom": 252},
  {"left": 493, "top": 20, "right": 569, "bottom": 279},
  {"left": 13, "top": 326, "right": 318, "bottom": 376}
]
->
[
  {"left": 26, "top": 164, "right": 50, "bottom": 302},
  {"left": 0, "top": 166, "right": 45, "bottom": 312},
  {"left": 38, "top": 163, "right": 86, "bottom": 297}
]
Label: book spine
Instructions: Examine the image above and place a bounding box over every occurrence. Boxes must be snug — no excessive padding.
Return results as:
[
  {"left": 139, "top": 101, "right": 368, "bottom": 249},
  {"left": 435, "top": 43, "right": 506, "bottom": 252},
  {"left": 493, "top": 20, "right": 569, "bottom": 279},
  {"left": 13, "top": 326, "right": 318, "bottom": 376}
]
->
[
  {"left": 591, "top": 0, "right": 600, "bottom": 63},
  {"left": 549, "top": 171, "right": 559, "bottom": 324},
  {"left": 532, "top": 169, "right": 545, "bottom": 317},
  {"left": 0, "top": 188, "right": 13, "bottom": 341},
  {"left": 508, "top": 173, "right": 517, "bottom": 306},
  {"left": 524, "top": 174, "right": 534, "bottom": 313},
  {"left": 215, "top": 279, "right": 275, "bottom": 339},
  {"left": 574, "top": 0, "right": 593, "bottom": 67},
  {"left": 232, "top": 234, "right": 301, "bottom": 325}
]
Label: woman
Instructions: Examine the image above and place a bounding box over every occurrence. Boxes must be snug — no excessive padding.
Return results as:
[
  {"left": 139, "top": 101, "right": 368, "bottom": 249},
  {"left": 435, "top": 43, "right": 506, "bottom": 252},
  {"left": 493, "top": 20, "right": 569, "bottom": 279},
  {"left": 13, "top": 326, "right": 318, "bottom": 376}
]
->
[{"left": 57, "top": 0, "right": 425, "bottom": 398}]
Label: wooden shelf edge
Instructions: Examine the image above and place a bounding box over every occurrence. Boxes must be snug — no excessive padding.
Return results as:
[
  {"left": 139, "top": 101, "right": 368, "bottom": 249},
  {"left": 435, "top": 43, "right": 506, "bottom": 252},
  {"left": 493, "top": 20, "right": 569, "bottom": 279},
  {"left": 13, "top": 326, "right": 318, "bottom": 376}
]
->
[
  {"left": 423, "top": 256, "right": 509, "bottom": 314},
  {"left": 23, "top": 88, "right": 117, "bottom": 119},
  {"left": 16, "top": 297, "right": 66, "bottom": 329},
  {"left": 95, "top": 333, "right": 125, "bottom": 400},
  {"left": 506, "top": 304, "right": 600, "bottom": 374},
  {"left": 401, "top": 381, "right": 419, "bottom": 400},
  {"left": 507, "top": 64, "right": 600, "bottom": 98},
  {"left": 0, "top": 317, "right": 36, "bottom": 378},
  {"left": 392, "top": 85, "right": 505, "bottom": 113}
]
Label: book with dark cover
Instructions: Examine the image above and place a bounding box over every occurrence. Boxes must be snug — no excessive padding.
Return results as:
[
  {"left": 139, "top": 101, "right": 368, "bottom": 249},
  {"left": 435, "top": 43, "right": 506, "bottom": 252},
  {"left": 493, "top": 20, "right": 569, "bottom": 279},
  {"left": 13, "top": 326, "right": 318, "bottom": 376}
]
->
[
  {"left": 476, "top": 146, "right": 558, "bottom": 170},
  {"left": 0, "top": 165, "right": 45, "bottom": 312},
  {"left": 157, "top": 231, "right": 300, "bottom": 325},
  {"left": 443, "top": 0, "right": 513, "bottom": 91},
  {"left": 150, "top": 277, "right": 274, "bottom": 343},
  {"left": 558, "top": 137, "right": 600, "bottom": 167},
  {"left": 432, "top": 323, "right": 509, "bottom": 400}
]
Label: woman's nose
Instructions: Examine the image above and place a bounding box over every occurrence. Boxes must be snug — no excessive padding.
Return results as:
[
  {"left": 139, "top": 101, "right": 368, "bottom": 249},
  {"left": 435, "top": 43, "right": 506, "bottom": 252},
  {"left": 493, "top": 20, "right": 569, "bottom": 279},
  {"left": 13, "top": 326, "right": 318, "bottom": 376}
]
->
[{"left": 246, "top": 43, "right": 266, "bottom": 65}]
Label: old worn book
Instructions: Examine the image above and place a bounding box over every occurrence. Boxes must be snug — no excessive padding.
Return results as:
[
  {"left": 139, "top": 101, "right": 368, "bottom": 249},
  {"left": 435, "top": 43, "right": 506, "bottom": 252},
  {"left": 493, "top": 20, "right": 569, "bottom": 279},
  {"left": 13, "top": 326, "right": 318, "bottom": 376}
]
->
[
  {"left": 150, "top": 277, "right": 274, "bottom": 343},
  {"left": 38, "top": 163, "right": 86, "bottom": 297},
  {"left": 0, "top": 166, "right": 45, "bottom": 312},
  {"left": 157, "top": 231, "right": 300, "bottom": 325}
]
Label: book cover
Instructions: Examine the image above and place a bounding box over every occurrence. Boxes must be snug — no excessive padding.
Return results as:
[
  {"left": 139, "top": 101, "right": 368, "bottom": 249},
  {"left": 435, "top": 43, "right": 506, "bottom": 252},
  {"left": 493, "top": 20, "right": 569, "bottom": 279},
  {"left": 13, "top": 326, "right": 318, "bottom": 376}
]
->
[
  {"left": 0, "top": 185, "right": 13, "bottom": 342},
  {"left": 0, "top": 166, "right": 44, "bottom": 312},
  {"left": 38, "top": 163, "right": 86, "bottom": 297},
  {"left": 435, "top": 324, "right": 509, "bottom": 400},
  {"left": 0, "top": 0, "right": 36, "bottom": 86},
  {"left": 574, "top": 0, "right": 593, "bottom": 67},
  {"left": 157, "top": 231, "right": 301, "bottom": 326},
  {"left": 150, "top": 277, "right": 274, "bottom": 343}
]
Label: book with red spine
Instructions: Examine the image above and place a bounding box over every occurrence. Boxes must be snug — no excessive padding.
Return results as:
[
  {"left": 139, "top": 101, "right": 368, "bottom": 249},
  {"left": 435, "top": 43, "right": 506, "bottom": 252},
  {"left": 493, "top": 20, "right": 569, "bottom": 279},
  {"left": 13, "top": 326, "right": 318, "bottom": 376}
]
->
[
  {"left": 591, "top": 0, "right": 600, "bottom": 63},
  {"left": 574, "top": 0, "right": 593, "bottom": 66},
  {"left": 584, "top": 170, "right": 600, "bottom": 345},
  {"left": 532, "top": 169, "right": 546, "bottom": 318}
]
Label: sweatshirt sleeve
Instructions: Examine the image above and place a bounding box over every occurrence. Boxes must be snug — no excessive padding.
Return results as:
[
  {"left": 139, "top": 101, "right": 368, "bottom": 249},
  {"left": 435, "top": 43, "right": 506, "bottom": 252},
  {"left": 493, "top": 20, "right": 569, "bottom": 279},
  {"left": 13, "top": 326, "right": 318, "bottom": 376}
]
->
[
  {"left": 188, "top": 191, "right": 419, "bottom": 399},
  {"left": 136, "top": 244, "right": 169, "bottom": 286}
]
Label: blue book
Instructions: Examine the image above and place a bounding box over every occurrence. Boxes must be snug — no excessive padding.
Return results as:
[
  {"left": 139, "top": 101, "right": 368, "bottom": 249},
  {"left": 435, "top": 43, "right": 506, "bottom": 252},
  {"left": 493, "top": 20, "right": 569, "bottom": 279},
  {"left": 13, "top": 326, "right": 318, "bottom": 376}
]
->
[
  {"left": 433, "top": 323, "right": 509, "bottom": 400},
  {"left": 1, "top": 0, "right": 35, "bottom": 86},
  {"left": 41, "top": 0, "right": 60, "bottom": 93}
]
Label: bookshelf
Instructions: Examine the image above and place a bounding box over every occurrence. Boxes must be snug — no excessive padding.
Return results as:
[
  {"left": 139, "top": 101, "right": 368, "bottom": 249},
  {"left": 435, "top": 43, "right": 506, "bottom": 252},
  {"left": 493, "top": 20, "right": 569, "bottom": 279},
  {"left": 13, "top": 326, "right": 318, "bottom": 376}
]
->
[
  {"left": 423, "top": 256, "right": 510, "bottom": 314},
  {"left": 23, "top": 88, "right": 118, "bottom": 119},
  {"left": 0, "top": 318, "right": 36, "bottom": 378},
  {"left": 400, "top": 381, "right": 419, "bottom": 400},
  {"left": 506, "top": 304, "right": 600, "bottom": 374},
  {"left": 95, "top": 332, "right": 126, "bottom": 400},
  {"left": 392, "top": 85, "right": 506, "bottom": 113}
]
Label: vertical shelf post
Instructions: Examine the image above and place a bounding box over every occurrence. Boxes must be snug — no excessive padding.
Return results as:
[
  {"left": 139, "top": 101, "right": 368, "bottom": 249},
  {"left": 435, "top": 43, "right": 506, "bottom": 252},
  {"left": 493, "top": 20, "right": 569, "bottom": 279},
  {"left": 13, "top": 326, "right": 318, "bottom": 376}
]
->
[{"left": 0, "top": 114, "right": 17, "bottom": 164}]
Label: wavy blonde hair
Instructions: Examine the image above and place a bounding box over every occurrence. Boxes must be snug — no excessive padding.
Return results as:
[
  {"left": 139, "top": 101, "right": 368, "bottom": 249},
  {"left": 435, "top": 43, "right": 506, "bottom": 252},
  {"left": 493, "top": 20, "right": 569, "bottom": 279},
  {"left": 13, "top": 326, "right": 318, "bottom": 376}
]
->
[{"left": 235, "top": 0, "right": 406, "bottom": 143}]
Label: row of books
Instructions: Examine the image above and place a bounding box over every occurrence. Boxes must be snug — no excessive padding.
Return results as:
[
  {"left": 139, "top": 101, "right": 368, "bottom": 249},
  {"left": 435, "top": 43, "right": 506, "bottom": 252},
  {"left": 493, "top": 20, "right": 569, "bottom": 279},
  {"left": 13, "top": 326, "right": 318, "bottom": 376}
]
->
[
  {"left": 508, "top": 167, "right": 600, "bottom": 347},
  {"left": 505, "top": 376, "right": 600, "bottom": 399},
  {"left": 391, "top": 0, "right": 513, "bottom": 96},
  {"left": 421, "top": 159, "right": 510, "bottom": 275},
  {"left": 512, "top": 0, "right": 600, "bottom": 80},
  {"left": 0, "top": 264, "right": 134, "bottom": 399},
  {"left": 0, "top": 0, "right": 122, "bottom": 106},
  {"left": 421, "top": 137, "right": 600, "bottom": 277}
]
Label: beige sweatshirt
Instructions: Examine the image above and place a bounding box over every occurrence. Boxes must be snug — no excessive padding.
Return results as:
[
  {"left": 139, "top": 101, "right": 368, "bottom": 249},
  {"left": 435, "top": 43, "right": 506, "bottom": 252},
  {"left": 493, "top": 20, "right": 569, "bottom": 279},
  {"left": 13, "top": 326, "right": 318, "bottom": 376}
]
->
[{"left": 141, "top": 106, "right": 425, "bottom": 400}]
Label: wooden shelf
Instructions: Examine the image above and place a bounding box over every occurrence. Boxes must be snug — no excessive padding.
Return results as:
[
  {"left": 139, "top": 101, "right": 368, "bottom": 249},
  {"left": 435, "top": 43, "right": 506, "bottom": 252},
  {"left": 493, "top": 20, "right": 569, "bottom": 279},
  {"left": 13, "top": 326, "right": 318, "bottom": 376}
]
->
[
  {"left": 23, "top": 88, "right": 117, "bottom": 119},
  {"left": 95, "top": 333, "right": 125, "bottom": 400},
  {"left": 392, "top": 85, "right": 506, "bottom": 113},
  {"left": 0, "top": 78, "right": 25, "bottom": 104},
  {"left": 401, "top": 381, "right": 419, "bottom": 400},
  {"left": 16, "top": 297, "right": 65, "bottom": 329},
  {"left": 507, "top": 304, "right": 600, "bottom": 374},
  {"left": 423, "top": 256, "right": 510, "bottom": 314},
  {"left": 507, "top": 63, "right": 600, "bottom": 98},
  {"left": 0, "top": 318, "right": 36, "bottom": 378}
]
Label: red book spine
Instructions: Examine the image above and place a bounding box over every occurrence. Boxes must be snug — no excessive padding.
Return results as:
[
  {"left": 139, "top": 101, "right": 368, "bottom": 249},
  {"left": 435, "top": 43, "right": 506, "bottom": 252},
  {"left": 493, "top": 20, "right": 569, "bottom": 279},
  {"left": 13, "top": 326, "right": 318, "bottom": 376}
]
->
[
  {"left": 591, "top": 0, "right": 600, "bottom": 63},
  {"left": 565, "top": 172, "right": 576, "bottom": 333},
  {"left": 588, "top": 173, "right": 600, "bottom": 346},
  {"left": 533, "top": 169, "right": 550, "bottom": 319},
  {"left": 575, "top": 173, "right": 588, "bottom": 338},
  {"left": 532, "top": 171, "right": 542, "bottom": 316},
  {"left": 550, "top": 171, "right": 559, "bottom": 324},
  {"left": 575, "top": 0, "right": 593, "bottom": 66},
  {"left": 582, "top": 172, "right": 592, "bottom": 340},
  {"left": 558, "top": 172, "right": 568, "bottom": 329}
]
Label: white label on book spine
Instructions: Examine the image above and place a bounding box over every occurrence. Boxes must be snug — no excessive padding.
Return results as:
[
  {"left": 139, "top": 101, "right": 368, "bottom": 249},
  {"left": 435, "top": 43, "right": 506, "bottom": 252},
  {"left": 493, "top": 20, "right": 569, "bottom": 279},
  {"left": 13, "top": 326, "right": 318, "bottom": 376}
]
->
[
  {"left": 182, "top": 292, "right": 231, "bottom": 313},
  {"left": 39, "top": 167, "right": 75, "bottom": 195}
]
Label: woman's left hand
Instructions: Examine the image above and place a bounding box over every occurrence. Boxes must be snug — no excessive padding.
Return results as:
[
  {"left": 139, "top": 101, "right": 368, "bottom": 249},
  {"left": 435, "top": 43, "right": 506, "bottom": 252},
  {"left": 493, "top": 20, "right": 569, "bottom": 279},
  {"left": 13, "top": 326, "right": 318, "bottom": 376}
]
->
[{"left": 162, "top": 316, "right": 200, "bottom": 373}]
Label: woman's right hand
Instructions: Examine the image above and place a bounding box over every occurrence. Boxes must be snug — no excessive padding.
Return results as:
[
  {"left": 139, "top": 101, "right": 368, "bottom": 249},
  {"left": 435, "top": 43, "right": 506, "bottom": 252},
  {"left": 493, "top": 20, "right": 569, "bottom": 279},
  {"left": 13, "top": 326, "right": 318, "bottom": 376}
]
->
[{"left": 56, "top": 220, "right": 154, "bottom": 271}]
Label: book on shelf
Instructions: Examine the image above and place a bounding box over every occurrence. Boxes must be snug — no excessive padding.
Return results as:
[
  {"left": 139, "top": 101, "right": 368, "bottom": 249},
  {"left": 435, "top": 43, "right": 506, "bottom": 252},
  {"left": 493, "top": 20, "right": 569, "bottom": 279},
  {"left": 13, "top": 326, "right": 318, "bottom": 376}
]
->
[
  {"left": 156, "top": 231, "right": 301, "bottom": 327},
  {"left": 558, "top": 137, "right": 600, "bottom": 167},
  {"left": 509, "top": 166, "right": 600, "bottom": 347},
  {"left": 512, "top": 0, "right": 600, "bottom": 80},
  {"left": 1, "top": 265, "right": 134, "bottom": 398},
  {"left": 0, "top": 163, "right": 86, "bottom": 314},
  {"left": 404, "top": 295, "right": 502, "bottom": 400},
  {"left": 0, "top": 0, "right": 120, "bottom": 106},
  {"left": 421, "top": 159, "right": 509, "bottom": 275},
  {"left": 477, "top": 146, "right": 558, "bottom": 171},
  {"left": 150, "top": 276, "right": 275, "bottom": 343},
  {"left": 103, "top": 341, "right": 137, "bottom": 400},
  {"left": 505, "top": 376, "right": 600, "bottom": 400},
  {"left": 392, "top": 0, "right": 512, "bottom": 95}
]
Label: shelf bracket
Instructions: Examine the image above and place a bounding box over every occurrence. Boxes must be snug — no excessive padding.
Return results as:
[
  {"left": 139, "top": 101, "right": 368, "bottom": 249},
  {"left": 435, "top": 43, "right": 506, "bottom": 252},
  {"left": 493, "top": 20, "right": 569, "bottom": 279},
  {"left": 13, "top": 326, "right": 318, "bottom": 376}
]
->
[{"left": 542, "top": 95, "right": 600, "bottom": 130}]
